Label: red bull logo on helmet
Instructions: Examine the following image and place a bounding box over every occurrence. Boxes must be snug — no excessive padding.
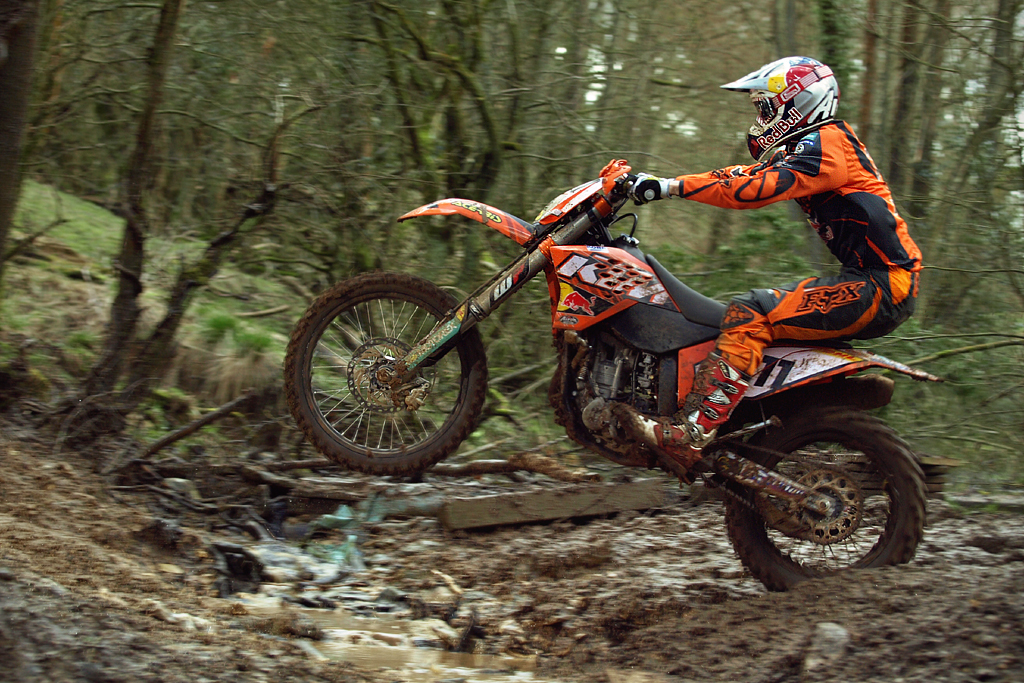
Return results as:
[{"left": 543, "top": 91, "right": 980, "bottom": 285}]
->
[{"left": 755, "top": 105, "right": 803, "bottom": 151}]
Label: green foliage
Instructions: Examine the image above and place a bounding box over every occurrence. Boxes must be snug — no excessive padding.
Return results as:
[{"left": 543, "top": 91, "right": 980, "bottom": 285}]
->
[
  {"left": 862, "top": 316, "right": 1024, "bottom": 487},
  {"left": 233, "top": 329, "right": 274, "bottom": 355},
  {"left": 712, "top": 214, "right": 812, "bottom": 279},
  {"left": 4, "top": 177, "right": 293, "bottom": 414},
  {"left": 656, "top": 206, "right": 816, "bottom": 301},
  {"left": 2, "top": 0, "right": 1020, "bottom": 485},
  {"left": 13, "top": 180, "right": 122, "bottom": 263},
  {"left": 200, "top": 313, "right": 240, "bottom": 346},
  {"left": 815, "top": 0, "right": 853, "bottom": 87},
  {"left": 146, "top": 387, "right": 198, "bottom": 428}
]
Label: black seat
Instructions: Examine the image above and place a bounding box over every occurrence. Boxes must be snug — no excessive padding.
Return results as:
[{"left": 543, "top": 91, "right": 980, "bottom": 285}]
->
[{"left": 646, "top": 255, "right": 727, "bottom": 328}]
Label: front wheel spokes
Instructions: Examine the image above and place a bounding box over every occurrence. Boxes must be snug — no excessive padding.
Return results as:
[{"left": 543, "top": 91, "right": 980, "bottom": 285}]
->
[
  {"left": 308, "top": 296, "right": 465, "bottom": 455},
  {"left": 312, "top": 382, "right": 353, "bottom": 417},
  {"left": 321, "top": 396, "right": 362, "bottom": 427},
  {"left": 336, "top": 405, "right": 367, "bottom": 442}
]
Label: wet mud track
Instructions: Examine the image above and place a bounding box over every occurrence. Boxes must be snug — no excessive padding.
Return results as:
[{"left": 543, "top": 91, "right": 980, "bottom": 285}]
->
[{"left": 1, "top": 431, "right": 1023, "bottom": 683}]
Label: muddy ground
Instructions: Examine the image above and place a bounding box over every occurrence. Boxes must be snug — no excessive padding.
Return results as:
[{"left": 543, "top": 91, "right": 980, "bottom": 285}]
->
[{"left": 1, "top": 418, "right": 1023, "bottom": 683}]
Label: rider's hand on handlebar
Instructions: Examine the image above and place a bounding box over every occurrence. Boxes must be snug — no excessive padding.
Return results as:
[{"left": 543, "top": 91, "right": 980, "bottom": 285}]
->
[{"left": 626, "top": 173, "right": 672, "bottom": 205}]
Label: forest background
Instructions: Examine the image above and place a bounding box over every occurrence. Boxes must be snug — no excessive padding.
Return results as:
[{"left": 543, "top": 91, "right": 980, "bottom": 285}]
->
[{"left": 0, "top": 0, "right": 1021, "bottom": 488}]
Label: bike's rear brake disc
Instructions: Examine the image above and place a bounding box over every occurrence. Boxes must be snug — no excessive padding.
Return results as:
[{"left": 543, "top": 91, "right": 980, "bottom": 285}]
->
[{"left": 757, "top": 467, "right": 864, "bottom": 544}]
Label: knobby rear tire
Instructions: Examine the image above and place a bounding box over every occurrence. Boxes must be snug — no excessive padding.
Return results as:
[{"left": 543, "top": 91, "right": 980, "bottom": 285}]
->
[
  {"left": 724, "top": 407, "right": 926, "bottom": 592},
  {"left": 284, "top": 272, "right": 488, "bottom": 475}
]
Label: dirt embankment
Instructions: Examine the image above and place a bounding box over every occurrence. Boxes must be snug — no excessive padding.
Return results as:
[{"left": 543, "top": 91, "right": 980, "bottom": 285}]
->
[{"left": 1, "top": 423, "right": 1023, "bottom": 683}]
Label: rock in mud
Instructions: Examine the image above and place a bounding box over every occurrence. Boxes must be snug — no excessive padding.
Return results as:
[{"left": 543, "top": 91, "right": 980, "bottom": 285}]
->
[{"left": 802, "top": 621, "right": 851, "bottom": 679}]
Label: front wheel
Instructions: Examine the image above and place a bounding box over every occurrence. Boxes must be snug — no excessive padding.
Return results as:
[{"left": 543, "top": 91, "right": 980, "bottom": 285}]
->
[
  {"left": 724, "top": 407, "right": 926, "bottom": 591},
  {"left": 284, "top": 272, "right": 488, "bottom": 475}
]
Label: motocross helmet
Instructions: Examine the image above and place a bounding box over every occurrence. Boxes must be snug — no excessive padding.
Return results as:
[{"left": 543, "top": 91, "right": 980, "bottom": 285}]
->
[{"left": 721, "top": 56, "right": 840, "bottom": 161}]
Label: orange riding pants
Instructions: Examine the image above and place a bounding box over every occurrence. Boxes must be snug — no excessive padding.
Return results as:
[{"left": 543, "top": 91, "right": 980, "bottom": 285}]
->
[{"left": 716, "top": 266, "right": 918, "bottom": 376}]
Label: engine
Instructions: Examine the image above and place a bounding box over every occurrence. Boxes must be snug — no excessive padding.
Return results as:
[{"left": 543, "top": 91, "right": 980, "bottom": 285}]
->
[
  {"left": 582, "top": 332, "right": 660, "bottom": 416},
  {"left": 550, "top": 330, "right": 667, "bottom": 468}
]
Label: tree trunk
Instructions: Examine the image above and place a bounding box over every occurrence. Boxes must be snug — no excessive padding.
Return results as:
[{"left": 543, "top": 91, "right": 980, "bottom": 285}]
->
[
  {"left": 123, "top": 184, "right": 277, "bottom": 403},
  {"left": 773, "top": 0, "right": 798, "bottom": 57},
  {"left": 917, "top": 0, "right": 1022, "bottom": 323},
  {"left": 907, "top": 0, "right": 952, "bottom": 222},
  {"left": 0, "top": 0, "right": 40, "bottom": 297},
  {"left": 887, "top": 0, "right": 921, "bottom": 197},
  {"left": 82, "top": 0, "right": 185, "bottom": 397},
  {"left": 817, "top": 0, "right": 850, "bottom": 87},
  {"left": 856, "top": 0, "right": 878, "bottom": 143},
  {"left": 129, "top": 103, "right": 325, "bottom": 399}
]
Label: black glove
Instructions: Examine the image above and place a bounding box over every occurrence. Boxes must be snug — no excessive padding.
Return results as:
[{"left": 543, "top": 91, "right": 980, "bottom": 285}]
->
[{"left": 626, "top": 173, "right": 672, "bottom": 205}]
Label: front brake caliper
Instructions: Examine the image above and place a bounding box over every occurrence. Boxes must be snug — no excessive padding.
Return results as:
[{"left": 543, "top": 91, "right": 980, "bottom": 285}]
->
[{"left": 402, "top": 380, "right": 431, "bottom": 411}]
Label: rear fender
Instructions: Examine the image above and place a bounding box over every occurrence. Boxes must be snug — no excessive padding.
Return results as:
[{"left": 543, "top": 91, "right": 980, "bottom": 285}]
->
[
  {"left": 727, "top": 347, "right": 941, "bottom": 429},
  {"left": 730, "top": 374, "right": 897, "bottom": 430},
  {"left": 397, "top": 199, "right": 540, "bottom": 247},
  {"left": 745, "top": 346, "right": 942, "bottom": 400}
]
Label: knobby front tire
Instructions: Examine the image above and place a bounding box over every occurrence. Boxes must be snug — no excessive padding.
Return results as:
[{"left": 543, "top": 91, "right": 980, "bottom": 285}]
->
[{"left": 284, "top": 272, "right": 488, "bottom": 475}]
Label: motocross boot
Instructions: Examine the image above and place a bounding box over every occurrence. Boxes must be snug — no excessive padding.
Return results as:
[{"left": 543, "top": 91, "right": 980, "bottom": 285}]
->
[
  {"left": 679, "top": 351, "right": 751, "bottom": 448},
  {"left": 612, "top": 351, "right": 750, "bottom": 470}
]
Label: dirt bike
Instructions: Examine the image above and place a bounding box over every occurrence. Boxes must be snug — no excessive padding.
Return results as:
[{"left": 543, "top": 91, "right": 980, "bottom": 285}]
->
[{"left": 284, "top": 159, "right": 942, "bottom": 591}]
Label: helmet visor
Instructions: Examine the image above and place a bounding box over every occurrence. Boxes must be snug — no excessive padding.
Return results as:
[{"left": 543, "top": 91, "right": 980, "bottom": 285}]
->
[{"left": 752, "top": 93, "right": 776, "bottom": 126}]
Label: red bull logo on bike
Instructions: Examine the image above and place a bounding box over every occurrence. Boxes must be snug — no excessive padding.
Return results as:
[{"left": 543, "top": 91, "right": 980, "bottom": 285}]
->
[{"left": 558, "top": 283, "right": 596, "bottom": 316}]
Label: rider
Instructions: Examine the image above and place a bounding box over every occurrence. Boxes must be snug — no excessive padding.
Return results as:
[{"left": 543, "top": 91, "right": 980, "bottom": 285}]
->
[{"left": 617, "top": 56, "right": 922, "bottom": 470}]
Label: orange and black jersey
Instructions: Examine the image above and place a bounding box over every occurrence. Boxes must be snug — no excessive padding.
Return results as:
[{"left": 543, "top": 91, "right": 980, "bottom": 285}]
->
[{"left": 677, "top": 121, "right": 922, "bottom": 275}]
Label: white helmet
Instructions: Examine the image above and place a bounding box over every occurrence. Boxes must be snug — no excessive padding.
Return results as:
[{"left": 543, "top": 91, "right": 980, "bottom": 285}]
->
[{"left": 721, "top": 56, "right": 840, "bottom": 161}]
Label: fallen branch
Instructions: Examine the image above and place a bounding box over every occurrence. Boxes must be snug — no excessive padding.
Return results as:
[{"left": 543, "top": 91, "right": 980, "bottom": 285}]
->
[
  {"left": 266, "top": 458, "right": 336, "bottom": 472},
  {"left": 455, "top": 608, "right": 478, "bottom": 653},
  {"left": 143, "top": 484, "right": 216, "bottom": 512},
  {"left": 447, "top": 437, "right": 515, "bottom": 460},
  {"left": 236, "top": 304, "right": 290, "bottom": 318},
  {"left": 146, "top": 457, "right": 336, "bottom": 479},
  {"left": 431, "top": 569, "right": 464, "bottom": 596},
  {"left": 138, "top": 390, "right": 257, "bottom": 460},
  {"left": 429, "top": 452, "right": 600, "bottom": 483},
  {"left": 238, "top": 465, "right": 298, "bottom": 489},
  {"left": 2, "top": 217, "right": 69, "bottom": 264},
  {"left": 907, "top": 339, "right": 1024, "bottom": 366}
]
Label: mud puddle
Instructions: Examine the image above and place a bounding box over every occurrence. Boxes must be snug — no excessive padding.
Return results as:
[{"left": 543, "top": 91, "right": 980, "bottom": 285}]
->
[{"left": 238, "top": 594, "right": 547, "bottom": 682}]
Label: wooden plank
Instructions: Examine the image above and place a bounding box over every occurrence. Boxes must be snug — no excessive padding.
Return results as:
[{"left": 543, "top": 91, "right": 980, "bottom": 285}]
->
[
  {"left": 437, "top": 479, "right": 667, "bottom": 530},
  {"left": 918, "top": 455, "right": 960, "bottom": 496},
  {"left": 943, "top": 494, "right": 1024, "bottom": 513},
  {"left": 918, "top": 455, "right": 962, "bottom": 468},
  {"left": 288, "top": 483, "right": 366, "bottom": 502}
]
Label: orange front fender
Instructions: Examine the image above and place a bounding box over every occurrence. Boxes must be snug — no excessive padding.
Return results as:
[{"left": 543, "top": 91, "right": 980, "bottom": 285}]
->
[{"left": 397, "top": 198, "right": 539, "bottom": 247}]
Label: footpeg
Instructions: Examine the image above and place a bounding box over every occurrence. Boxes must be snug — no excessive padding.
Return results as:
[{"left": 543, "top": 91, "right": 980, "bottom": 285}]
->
[{"left": 610, "top": 402, "right": 704, "bottom": 471}]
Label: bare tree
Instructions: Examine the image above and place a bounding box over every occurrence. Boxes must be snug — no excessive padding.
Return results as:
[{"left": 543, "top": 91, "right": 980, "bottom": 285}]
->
[
  {"left": 82, "top": 0, "right": 186, "bottom": 400},
  {"left": 0, "top": 0, "right": 40, "bottom": 295}
]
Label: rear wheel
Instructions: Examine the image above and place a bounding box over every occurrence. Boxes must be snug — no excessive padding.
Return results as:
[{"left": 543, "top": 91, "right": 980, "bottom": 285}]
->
[
  {"left": 724, "top": 407, "right": 926, "bottom": 591},
  {"left": 284, "top": 272, "right": 487, "bottom": 475}
]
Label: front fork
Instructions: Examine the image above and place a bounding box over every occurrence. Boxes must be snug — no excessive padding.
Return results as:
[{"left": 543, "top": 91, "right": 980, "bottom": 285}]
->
[{"left": 396, "top": 211, "right": 598, "bottom": 378}]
